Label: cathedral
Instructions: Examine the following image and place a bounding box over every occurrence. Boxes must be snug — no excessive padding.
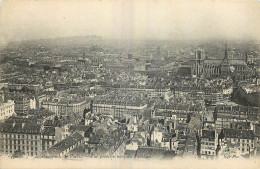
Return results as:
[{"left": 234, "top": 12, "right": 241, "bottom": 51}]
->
[{"left": 191, "top": 43, "right": 253, "bottom": 80}]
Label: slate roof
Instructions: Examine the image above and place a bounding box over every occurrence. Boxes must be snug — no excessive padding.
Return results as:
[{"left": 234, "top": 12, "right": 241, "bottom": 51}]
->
[
  {"left": 47, "top": 132, "right": 84, "bottom": 157},
  {"left": 0, "top": 122, "right": 41, "bottom": 134},
  {"left": 136, "top": 146, "right": 166, "bottom": 159},
  {"left": 69, "top": 125, "right": 91, "bottom": 132},
  {"left": 229, "top": 59, "right": 246, "bottom": 66},
  {"left": 204, "top": 59, "right": 222, "bottom": 65},
  {"left": 42, "top": 126, "right": 55, "bottom": 136},
  {"left": 201, "top": 130, "right": 215, "bottom": 139},
  {"left": 222, "top": 129, "right": 254, "bottom": 140}
]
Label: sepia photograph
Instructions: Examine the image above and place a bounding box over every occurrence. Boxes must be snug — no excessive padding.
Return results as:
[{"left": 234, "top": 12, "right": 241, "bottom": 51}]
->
[{"left": 0, "top": 0, "right": 260, "bottom": 168}]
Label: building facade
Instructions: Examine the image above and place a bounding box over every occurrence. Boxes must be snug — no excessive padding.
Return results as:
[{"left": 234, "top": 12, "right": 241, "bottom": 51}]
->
[
  {"left": 0, "top": 100, "right": 15, "bottom": 121},
  {"left": 200, "top": 129, "right": 218, "bottom": 159},
  {"left": 0, "top": 123, "right": 42, "bottom": 157},
  {"left": 218, "top": 128, "right": 255, "bottom": 156},
  {"left": 92, "top": 101, "right": 147, "bottom": 119},
  {"left": 42, "top": 99, "right": 90, "bottom": 116}
]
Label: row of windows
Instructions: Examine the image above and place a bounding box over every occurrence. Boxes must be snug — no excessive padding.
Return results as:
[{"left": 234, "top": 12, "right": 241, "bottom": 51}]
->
[
  {"left": 240, "top": 144, "right": 254, "bottom": 148},
  {"left": 0, "top": 106, "right": 14, "bottom": 112},
  {"left": 202, "top": 150, "right": 215, "bottom": 155},
  {"left": 3, "top": 145, "right": 39, "bottom": 151},
  {"left": 42, "top": 140, "right": 55, "bottom": 145},
  {"left": 3, "top": 140, "right": 39, "bottom": 145},
  {"left": 1, "top": 109, "right": 14, "bottom": 116},
  {"left": 201, "top": 146, "right": 215, "bottom": 150},
  {"left": 201, "top": 142, "right": 215, "bottom": 146},
  {"left": 239, "top": 147, "right": 251, "bottom": 152},
  {"left": 230, "top": 138, "right": 253, "bottom": 143},
  {"left": 1, "top": 134, "right": 39, "bottom": 139}
]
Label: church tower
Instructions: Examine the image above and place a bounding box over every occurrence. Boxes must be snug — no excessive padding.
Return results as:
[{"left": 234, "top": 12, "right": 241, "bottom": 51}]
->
[
  {"left": 195, "top": 49, "right": 205, "bottom": 76},
  {"left": 220, "top": 42, "right": 231, "bottom": 76}
]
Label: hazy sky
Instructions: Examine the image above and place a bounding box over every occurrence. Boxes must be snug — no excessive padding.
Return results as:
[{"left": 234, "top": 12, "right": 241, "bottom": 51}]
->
[{"left": 0, "top": 0, "right": 260, "bottom": 44}]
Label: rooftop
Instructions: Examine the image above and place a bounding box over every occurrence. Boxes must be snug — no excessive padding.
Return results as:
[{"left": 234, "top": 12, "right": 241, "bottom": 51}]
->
[{"left": 47, "top": 132, "right": 84, "bottom": 156}]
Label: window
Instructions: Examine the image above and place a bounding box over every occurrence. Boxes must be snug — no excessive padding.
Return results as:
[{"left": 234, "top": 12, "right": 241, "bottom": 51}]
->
[
  {"left": 35, "top": 136, "right": 37, "bottom": 139},
  {"left": 35, "top": 141, "right": 37, "bottom": 145}
]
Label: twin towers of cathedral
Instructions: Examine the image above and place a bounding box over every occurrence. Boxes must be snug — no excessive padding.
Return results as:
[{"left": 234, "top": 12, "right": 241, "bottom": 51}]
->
[{"left": 194, "top": 42, "right": 233, "bottom": 77}]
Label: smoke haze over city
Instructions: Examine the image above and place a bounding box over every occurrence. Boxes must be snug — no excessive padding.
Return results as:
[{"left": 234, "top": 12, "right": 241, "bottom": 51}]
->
[{"left": 0, "top": 0, "right": 260, "bottom": 44}]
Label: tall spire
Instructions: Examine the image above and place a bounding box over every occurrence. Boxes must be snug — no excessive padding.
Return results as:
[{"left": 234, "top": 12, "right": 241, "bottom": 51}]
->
[{"left": 224, "top": 41, "right": 228, "bottom": 60}]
